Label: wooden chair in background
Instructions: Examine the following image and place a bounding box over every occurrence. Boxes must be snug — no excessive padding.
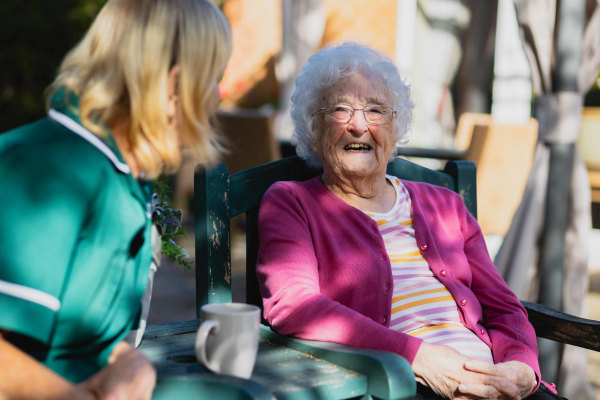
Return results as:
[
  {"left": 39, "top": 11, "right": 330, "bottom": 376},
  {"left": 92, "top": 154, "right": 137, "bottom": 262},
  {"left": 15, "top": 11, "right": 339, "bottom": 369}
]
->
[
  {"left": 213, "top": 108, "right": 281, "bottom": 175},
  {"left": 173, "top": 108, "right": 281, "bottom": 212},
  {"left": 399, "top": 112, "right": 538, "bottom": 237},
  {"left": 577, "top": 107, "right": 600, "bottom": 228}
]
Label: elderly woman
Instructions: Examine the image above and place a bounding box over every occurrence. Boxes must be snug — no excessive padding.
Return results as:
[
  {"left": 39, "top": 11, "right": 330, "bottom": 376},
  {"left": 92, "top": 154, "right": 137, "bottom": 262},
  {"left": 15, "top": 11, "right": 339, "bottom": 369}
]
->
[{"left": 256, "top": 42, "right": 564, "bottom": 400}]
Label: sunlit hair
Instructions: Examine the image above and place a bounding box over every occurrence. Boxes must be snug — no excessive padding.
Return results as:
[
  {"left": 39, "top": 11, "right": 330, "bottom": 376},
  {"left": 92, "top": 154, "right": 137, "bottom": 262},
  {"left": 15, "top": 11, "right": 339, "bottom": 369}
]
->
[
  {"left": 47, "top": 0, "right": 232, "bottom": 179},
  {"left": 291, "top": 42, "right": 414, "bottom": 168}
]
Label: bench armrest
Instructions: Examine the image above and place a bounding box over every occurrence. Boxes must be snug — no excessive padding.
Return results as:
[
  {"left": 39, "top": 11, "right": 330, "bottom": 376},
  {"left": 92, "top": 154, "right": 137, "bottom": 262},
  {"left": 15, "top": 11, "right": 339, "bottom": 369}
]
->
[
  {"left": 396, "top": 147, "right": 468, "bottom": 160},
  {"left": 522, "top": 300, "right": 600, "bottom": 351},
  {"left": 260, "top": 325, "right": 416, "bottom": 399}
]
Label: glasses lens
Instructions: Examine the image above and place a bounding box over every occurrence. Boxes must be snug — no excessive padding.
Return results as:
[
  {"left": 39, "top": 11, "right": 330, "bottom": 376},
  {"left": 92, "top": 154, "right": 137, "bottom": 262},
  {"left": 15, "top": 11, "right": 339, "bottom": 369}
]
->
[
  {"left": 329, "top": 105, "right": 353, "bottom": 122},
  {"left": 364, "top": 105, "right": 391, "bottom": 124}
]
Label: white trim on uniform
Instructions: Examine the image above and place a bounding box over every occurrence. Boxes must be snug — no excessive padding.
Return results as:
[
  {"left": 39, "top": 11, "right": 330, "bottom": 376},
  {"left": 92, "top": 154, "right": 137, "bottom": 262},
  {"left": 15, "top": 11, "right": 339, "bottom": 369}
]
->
[
  {"left": 0, "top": 279, "right": 61, "bottom": 312},
  {"left": 48, "top": 109, "right": 131, "bottom": 174}
]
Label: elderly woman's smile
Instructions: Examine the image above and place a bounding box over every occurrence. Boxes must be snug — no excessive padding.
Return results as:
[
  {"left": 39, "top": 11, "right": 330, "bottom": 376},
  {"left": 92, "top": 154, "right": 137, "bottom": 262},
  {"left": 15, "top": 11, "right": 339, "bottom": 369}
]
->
[{"left": 344, "top": 143, "right": 371, "bottom": 152}]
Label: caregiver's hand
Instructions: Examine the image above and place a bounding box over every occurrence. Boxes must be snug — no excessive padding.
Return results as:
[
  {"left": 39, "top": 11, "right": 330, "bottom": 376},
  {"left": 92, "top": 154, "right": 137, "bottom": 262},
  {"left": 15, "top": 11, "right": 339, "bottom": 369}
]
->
[{"left": 78, "top": 341, "right": 156, "bottom": 400}]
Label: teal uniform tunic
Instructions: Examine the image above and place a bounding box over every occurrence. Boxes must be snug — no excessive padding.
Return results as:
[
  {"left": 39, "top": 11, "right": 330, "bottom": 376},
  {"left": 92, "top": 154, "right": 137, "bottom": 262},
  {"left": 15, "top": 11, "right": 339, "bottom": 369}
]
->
[{"left": 0, "top": 89, "right": 153, "bottom": 382}]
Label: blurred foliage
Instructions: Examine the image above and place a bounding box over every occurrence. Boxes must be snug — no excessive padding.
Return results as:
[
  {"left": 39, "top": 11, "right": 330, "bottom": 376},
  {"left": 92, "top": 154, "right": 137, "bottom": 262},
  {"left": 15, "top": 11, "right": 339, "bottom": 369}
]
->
[
  {"left": 152, "top": 178, "right": 192, "bottom": 270},
  {"left": 0, "top": 0, "right": 105, "bottom": 132}
]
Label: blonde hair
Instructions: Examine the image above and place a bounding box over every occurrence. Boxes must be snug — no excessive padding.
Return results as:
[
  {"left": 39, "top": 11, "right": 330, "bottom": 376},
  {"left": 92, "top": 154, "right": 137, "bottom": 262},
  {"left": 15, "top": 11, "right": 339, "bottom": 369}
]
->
[{"left": 48, "top": 0, "right": 232, "bottom": 179}]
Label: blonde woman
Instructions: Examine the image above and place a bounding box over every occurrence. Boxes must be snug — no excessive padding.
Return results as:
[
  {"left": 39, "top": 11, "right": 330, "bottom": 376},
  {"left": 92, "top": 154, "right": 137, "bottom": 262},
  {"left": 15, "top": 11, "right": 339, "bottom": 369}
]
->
[{"left": 0, "top": 0, "right": 231, "bottom": 398}]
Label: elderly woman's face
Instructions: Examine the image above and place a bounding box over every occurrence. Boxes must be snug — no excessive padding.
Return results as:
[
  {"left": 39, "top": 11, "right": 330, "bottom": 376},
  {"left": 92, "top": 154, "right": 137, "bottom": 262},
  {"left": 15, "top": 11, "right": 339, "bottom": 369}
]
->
[{"left": 312, "top": 72, "right": 396, "bottom": 181}]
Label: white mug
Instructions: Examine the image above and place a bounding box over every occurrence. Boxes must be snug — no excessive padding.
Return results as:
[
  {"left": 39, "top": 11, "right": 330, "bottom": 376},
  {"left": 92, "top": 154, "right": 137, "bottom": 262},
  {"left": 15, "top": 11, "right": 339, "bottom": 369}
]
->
[{"left": 195, "top": 302, "right": 260, "bottom": 379}]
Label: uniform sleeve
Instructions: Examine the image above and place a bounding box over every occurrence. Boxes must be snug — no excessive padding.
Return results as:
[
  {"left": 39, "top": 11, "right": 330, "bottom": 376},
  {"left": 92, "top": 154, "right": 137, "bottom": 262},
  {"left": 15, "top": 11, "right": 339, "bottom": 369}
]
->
[
  {"left": 256, "top": 183, "right": 423, "bottom": 364},
  {"left": 458, "top": 198, "right": 541, "bottom": 385},
  {"left": 0, "top": 144, "right": 92, "bottom": 345}
]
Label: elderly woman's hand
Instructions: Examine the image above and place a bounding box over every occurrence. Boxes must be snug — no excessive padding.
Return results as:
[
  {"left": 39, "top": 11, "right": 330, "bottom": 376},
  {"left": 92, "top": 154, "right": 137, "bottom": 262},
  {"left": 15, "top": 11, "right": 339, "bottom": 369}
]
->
[
  {"left": 412, "top": 342, "right": 523, "bottom": 399},
  {"left": 460, "top": 360, "right": 537, "bottom": 399}
]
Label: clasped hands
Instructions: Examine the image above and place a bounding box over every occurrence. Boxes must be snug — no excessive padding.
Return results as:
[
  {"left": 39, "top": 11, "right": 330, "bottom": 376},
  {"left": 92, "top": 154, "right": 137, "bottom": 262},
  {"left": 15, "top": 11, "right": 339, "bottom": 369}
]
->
[{"left": 412, "top": 342, "right": 537, "bottom": 400}]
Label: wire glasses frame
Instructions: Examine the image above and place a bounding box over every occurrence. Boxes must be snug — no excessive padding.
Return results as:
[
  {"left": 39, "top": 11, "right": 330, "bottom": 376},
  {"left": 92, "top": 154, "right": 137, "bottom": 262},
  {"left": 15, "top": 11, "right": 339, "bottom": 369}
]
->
[{"left": 312, "top": 103, "right": 397, "bottom": 125}]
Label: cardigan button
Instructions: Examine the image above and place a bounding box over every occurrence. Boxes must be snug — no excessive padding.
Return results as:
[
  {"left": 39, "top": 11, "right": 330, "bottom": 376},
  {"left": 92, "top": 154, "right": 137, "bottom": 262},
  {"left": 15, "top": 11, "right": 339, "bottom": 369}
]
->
[
  {"left": 440, "top": 270, "right": 447, "bottom": 277},
  {"left": 460, "top": 299, "right": 467, "bottom": 306},
  {"left": 420, "top": 244, "right": 428, "bottom": 251},
  {"left": 480, "top": 329, "right": 485, "bottom": 335}
]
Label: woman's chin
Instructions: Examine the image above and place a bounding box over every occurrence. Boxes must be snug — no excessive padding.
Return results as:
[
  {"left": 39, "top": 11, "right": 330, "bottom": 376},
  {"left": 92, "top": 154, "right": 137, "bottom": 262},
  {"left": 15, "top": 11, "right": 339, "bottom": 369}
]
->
[{"left": 339, "top": 163, "right": 381, "bottom": 179}]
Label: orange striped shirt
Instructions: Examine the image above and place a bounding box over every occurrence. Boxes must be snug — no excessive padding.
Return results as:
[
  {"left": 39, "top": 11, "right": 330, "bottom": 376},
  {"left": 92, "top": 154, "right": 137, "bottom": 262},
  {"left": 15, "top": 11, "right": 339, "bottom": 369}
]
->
[{"left": 363, "top": 176, "right": 493, "bottom": 363}]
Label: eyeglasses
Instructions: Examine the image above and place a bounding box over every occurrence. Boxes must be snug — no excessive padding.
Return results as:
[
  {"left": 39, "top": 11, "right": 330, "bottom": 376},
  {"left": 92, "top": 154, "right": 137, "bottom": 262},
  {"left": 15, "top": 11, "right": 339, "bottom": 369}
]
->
[{"left": 313, "top": 103, "right": 396, "bottom": 125}]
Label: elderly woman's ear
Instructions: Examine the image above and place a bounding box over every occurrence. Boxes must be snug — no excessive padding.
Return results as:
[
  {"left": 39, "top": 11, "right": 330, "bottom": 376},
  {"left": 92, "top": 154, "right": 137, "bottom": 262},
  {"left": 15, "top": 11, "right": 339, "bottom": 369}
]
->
[{"left": 308, "top": 116, "right": 323, "bottom": 153}]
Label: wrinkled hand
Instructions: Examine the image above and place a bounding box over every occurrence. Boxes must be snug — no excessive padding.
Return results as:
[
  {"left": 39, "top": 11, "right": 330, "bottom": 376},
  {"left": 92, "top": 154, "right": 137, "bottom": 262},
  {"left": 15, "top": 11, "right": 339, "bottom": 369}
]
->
[
  {"left": 461, "top": 360, "right": 536, "bottom": 400},
  {"left": 78, "top": 341, "right": 156, "bottom": 400},
  {"left": 412, "top": 342, "right": 521, "bottom": 400}
]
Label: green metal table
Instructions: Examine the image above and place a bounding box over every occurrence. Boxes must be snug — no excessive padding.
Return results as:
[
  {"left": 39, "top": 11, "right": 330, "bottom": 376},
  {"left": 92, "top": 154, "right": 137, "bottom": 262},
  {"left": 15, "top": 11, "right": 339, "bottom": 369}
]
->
[{"left": 139, "top": 320, "right": 417, "bottom": 400}]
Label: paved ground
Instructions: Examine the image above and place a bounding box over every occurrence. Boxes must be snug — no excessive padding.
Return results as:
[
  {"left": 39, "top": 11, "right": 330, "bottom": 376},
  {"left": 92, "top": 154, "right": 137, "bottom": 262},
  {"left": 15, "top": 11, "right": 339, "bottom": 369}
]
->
[{"left": 147, "top": 223, "right": 600, "bottom": 399}]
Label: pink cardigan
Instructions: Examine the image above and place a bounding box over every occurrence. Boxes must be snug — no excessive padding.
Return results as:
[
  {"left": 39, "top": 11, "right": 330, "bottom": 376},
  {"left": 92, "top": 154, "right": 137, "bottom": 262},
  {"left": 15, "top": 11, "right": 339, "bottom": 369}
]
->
[{"left": 256, "top": 175, "right": 541, "bottom": 387}]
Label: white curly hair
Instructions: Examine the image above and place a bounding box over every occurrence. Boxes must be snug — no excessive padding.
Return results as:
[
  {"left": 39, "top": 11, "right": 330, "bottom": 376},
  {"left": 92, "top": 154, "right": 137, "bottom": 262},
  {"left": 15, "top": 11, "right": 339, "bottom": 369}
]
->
[{"left": 290, "top": 41, "right": 414, "bottom": 168}]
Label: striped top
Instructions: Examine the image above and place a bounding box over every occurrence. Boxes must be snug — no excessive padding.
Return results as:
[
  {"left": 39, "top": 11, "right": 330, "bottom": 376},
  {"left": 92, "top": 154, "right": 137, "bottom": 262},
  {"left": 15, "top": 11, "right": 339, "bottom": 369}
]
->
[{"left": 362, "top": 176, "right": 494, "bottom": 363}]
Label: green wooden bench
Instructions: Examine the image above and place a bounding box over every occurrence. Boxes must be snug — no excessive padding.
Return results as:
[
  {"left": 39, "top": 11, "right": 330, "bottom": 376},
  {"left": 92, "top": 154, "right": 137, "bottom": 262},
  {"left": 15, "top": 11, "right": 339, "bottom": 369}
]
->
[
  {"left": 141, "top": 155, "right": 600, "bottom": 399},
  {"left": 192, "top": 155, "right": 476, "bottom": 399}
]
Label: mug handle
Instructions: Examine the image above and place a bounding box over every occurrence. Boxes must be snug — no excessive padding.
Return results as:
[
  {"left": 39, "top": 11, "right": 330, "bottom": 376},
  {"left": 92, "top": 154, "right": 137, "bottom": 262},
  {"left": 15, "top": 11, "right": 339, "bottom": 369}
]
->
[{"left": 195, "top": 320, "right": 219, "bottom": 373}]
